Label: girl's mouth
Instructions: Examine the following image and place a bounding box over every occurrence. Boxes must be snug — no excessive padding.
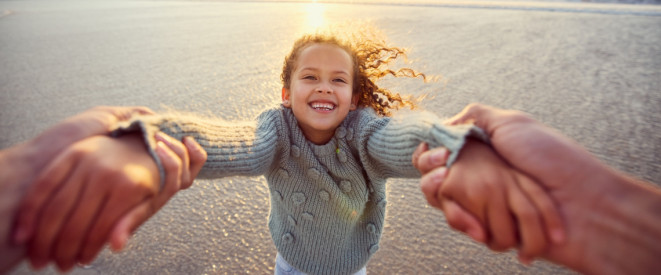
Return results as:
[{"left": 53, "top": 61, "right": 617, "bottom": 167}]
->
[{"left": 310, "top": 102, "right": 336, "bottom": 111}]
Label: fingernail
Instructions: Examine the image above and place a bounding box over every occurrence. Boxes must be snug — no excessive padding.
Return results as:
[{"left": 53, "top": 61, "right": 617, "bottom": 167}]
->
[
  {"left": 79, "top": 256, "right": 93, "bottom": 266},
  {"left": 431, "top": 148, "right": 448, "bottom": 166}
]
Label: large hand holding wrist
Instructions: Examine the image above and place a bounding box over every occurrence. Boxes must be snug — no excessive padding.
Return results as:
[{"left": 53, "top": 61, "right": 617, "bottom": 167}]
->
[{"left": 446, "top": 103, "right": 661, "bottom": 274}]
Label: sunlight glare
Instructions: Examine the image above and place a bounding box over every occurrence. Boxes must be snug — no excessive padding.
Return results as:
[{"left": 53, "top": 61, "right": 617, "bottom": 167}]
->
[{"left": 304, "top": 2, "right": 326, "bottom": 32}]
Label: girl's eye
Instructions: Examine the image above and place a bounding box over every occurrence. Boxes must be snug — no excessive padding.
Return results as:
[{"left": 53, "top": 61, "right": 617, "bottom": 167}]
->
[
  {"left": 303, "top": 75, "right": 317, "bottom": 80},
  {"left": 333, "top": 78, "right": 347, "bottom": 83}
]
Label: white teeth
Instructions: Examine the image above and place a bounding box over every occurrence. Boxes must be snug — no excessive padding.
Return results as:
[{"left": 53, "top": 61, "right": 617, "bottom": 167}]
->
[{"left": 310, "top": 102, "right": 335, "bottom": 111}]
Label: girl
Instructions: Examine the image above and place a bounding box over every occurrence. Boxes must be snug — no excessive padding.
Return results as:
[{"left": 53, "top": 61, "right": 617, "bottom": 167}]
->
[{"left": 16, "top": 32, "right": 563, "bottom": 274}]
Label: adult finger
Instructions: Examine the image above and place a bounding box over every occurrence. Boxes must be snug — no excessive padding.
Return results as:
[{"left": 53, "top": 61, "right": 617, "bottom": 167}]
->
[
  {"left": 508, "top": 174, "right": 547, "bottom": 264},
  {"left": 183, "top": 136, "right": 207, "bottom": 189},
  {"left": 441, "top": 199, "right": 487, "bottom": 243},
  {"left": 516, "top": 173, "right": 566, "bottom": 245},
  {"left": 77, "top": 172, "right": 157, "bottom": 265},
  {"left": 27, "top": 162, "right": 87, "bottom": 270},
  {"left": 13, "top": 148, "right": 81, "bottom": 245},
  {"left": 445, "top": 103, "right": 494, "bottom": 127},
  {"left": 485, "top": 185, "right": 517, "bottom": 252},
  {"left": 88, "top": 106, "right": 155, "bottom": 122},
  {"left": 80, "top": 142, "right": 183, "bottom": 262},
  {"left": 51, "top": 174, "right": 108, "bottom": 272}
]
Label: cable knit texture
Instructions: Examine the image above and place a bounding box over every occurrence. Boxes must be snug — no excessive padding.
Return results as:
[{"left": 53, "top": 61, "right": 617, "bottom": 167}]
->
[{"left": 112, "top": 106, "right": 486, "bottom": 275}]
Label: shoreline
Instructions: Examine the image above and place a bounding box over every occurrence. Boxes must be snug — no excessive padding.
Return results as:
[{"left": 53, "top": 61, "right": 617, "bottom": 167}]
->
[{"left": 228, "top": 0, "right": 661, "bottom": 15}]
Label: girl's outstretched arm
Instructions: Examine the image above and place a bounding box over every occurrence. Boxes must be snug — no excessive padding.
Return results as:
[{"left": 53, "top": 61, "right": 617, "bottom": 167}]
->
[
  {"left": 115, "top": 109, "right": 284, "bottom": 180},
  {"left": 354, "top": 109, "right": 487, "bottom": 179}
]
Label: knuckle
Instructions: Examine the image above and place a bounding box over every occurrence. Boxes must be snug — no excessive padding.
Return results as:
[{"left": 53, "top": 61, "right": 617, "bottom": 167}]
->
[
  {"left": 506, "top": 110, "right": 534, "bottom": 123},
  {"left": 466, "top": 102, "right": 484, "bottom": 111},
  {"left": 517, "top": 208, "right": 537, "bottom": 221},
  {"left": 164, "top": 154, "right": 183, "bottom": 171},
  {"left": 88, "top": 106, "right": 108, "bottom": 113},
  {"left": 483, "top": 178, "right": 500, "bottom": 191},
  {"left": 139, "top": 106, "right": 155, "bottom": 114},
  {"left": 99, "top": 166, "right": 124, "bottom": 183}
]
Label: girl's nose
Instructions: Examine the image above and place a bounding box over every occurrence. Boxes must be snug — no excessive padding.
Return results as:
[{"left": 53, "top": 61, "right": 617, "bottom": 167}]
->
[{"left": 315, "top": 85, "right": 333, "bottom": 94}]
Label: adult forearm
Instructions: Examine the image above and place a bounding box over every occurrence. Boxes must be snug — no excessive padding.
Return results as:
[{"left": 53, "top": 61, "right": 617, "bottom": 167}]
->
[
  {"left": 585, "top": 174, "right": 661, "bottom": 275},
  {"left": 0, "top": 144, "right": 33, "bottom": 272},
  {"left": 552, "top": 170, "right": 661, "bottom": 275}
]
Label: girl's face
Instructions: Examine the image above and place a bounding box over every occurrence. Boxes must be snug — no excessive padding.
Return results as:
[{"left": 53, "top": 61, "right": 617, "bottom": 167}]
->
[{"left": 283, "top": 43, "right": 358, "bottom": 145}]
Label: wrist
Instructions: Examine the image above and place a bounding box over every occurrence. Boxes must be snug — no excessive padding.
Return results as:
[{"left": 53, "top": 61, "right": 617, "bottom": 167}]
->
[{"left": 578, "top": 170, "right": 661, "bottom": 275}]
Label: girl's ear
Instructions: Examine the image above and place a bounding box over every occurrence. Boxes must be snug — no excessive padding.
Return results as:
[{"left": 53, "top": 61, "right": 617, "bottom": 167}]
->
[
  {"left": 350, "top": 94, "right": 359, "bottom": 110},
  {"left": 282, "top": 87, "right": 291, "bottom": 108}
]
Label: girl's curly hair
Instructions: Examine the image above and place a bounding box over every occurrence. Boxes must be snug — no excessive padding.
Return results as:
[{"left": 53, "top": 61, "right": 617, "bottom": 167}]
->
[{"left": 281, "top": 32, "right": 425, "bottom": 117}]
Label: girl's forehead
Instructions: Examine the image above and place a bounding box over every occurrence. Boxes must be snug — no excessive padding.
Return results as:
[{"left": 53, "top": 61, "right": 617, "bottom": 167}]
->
[{"left": 296, "top": 43, "right": 353, "bottom": 71}]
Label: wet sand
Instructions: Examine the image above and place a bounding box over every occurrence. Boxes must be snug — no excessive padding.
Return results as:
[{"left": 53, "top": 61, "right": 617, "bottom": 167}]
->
[{"left": 1, "top": 1, "right": 660, "bottom": 274}]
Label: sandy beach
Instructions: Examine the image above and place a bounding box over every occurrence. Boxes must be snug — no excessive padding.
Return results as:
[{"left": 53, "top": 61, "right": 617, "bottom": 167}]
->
[{"left": 1, "top": 0, "right": 660, "bottom": 274}]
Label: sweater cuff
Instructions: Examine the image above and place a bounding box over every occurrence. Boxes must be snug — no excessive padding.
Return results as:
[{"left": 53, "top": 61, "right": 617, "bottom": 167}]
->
[
  {"left": 110, "top": 119, "right": 166, "bottom": 190},
  {"left": 431, "top": 123, "right": 490, "bottom": 167}
]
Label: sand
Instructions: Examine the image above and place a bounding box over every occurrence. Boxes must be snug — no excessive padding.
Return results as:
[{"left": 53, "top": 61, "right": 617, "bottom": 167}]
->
[{"left": 1, "top": 0, "right": 660, "bottom": 274}]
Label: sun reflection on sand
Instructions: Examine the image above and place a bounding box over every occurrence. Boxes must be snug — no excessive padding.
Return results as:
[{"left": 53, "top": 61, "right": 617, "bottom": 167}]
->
[{"left": 304, "top": 1, "right": 326, "bottom": 33}]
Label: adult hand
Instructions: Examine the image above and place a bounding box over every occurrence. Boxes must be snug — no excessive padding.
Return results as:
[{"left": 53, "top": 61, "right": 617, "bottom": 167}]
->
[
  {"left": 0, "top": 106, "right": 153, "bottom": 273},
  {"left": 80, "top": 134, "right": 207, "bottom": 266},
  {"left": 416, "top": 103, "right": 661, "bottom": 275},
  {"left": 412, "top": 143, "right": 487, "bottom": 244},
  {"left": 26, "top": 106, "right": 155, "bottom": 173},
  {"left": 15, "top": 133, "right": 206, "bottom": 272}
]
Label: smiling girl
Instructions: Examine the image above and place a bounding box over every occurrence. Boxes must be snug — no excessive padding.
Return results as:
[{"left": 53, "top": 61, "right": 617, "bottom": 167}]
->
[{"left": 16, "top": 31, "right": 564, "bottom": 274}]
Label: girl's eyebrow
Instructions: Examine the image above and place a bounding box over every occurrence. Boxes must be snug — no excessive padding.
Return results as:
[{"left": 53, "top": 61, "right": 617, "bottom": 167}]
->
[{"left": 299, "top": 67, "right": 350, "bottom": 76}]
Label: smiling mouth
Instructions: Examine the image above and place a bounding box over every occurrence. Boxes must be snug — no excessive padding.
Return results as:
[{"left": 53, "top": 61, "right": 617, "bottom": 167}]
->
[{"left": 310, "top": 102, "right": 336, "bottom": 111}]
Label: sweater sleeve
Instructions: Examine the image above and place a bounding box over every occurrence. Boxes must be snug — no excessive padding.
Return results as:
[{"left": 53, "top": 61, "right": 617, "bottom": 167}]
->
[
  {"left": 355, "top": 109, "right": 488, "bottom": 179},
  {"left": 111, "top": 109, "right": 283, "bottom": 187}
]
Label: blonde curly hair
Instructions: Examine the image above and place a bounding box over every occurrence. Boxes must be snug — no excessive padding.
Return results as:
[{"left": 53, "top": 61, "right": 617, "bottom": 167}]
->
[{"left": 281, "top": 31, "right": 426, "bottom": 117}]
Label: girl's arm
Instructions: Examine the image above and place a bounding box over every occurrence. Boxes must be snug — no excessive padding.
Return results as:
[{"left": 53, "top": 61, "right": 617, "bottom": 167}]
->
[
  {"left": 355, "top": 109, "right": 486, "bottom": 179},
  {"left": 114, "top": 109, "right": 284, "bottom": 181}
]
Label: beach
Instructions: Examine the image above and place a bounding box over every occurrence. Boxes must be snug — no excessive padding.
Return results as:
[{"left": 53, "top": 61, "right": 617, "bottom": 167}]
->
[{"left": 1, "top": 0, "right": 660, "bottom": 274}]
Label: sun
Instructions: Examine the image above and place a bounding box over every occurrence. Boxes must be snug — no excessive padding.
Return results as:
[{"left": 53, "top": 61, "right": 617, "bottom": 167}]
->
[{"left": 304, "top": 1, "right": 326, "bottom": 32}]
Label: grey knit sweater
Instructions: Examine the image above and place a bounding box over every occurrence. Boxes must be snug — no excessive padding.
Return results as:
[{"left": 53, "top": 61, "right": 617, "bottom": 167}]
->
[{"left": 115, "top": 106, "right": 486, "bottom": 275}]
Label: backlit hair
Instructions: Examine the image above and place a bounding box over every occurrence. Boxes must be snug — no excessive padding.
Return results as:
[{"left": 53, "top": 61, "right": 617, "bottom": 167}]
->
[{"left": 281, "top": 30, "right": 425, "bottom": 116}]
